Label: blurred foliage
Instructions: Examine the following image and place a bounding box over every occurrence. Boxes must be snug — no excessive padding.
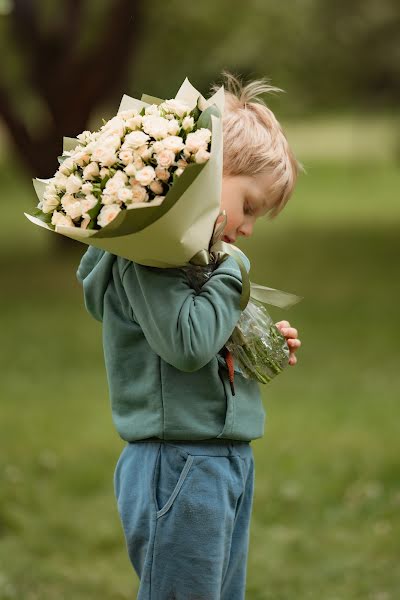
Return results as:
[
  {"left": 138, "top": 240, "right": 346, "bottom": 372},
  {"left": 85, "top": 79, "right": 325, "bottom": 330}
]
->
[
  {"left": 121, "top": 0, "right": 400, "bottom": 115},
  {"left": 0, "top": 0, "right": 399, "bottom": 170},
  {"left": 0, "top": 0, "right": 143, "bottom": 176}
]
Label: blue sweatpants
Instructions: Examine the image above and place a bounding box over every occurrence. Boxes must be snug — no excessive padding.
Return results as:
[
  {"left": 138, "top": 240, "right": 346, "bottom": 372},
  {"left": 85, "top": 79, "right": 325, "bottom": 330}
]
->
[{"left": 113, "top": 439, "right": 255, "bottom": 600}]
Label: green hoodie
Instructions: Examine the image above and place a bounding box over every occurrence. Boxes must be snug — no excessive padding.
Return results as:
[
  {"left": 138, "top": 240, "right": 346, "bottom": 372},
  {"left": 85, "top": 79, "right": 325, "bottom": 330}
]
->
[{"left": 76, "top": 245, "right": 266, "bottom": 442}]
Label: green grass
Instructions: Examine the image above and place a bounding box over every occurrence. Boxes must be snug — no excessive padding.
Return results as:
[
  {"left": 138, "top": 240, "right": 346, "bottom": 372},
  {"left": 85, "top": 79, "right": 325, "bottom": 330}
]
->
[{"left": 1, "top": 154, "right": 400, "bottom": 598}]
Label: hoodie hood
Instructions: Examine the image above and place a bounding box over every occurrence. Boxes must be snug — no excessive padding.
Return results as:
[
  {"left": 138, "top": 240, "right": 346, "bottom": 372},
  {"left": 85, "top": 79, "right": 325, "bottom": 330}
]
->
[{"left": 76, "top": 246, "right": 118, "bottom": 322}]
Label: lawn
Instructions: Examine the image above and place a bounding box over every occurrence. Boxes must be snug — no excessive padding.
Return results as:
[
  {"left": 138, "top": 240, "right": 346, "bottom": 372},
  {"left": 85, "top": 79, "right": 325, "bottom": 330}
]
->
[{"left": 0, "top": 151, "right": 399, "bottom": 598}]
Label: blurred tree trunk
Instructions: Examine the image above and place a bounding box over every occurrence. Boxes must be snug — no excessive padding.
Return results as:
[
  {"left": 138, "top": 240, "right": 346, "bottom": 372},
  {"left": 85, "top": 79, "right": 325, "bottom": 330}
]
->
[{"left": 0, "top": 0, "right": 143, "bottom": 252}]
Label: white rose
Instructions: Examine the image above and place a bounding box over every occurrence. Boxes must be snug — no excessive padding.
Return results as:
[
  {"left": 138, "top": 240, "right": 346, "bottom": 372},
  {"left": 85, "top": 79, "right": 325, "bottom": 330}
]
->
[
  {"left": 124, "top": 163, "right": 138, "bottom": 177},
  {"left": 182, "top": 116, "right": 194, "bottom": 132},
  {"left": 101, "top": 150, "right": 118, "bottom": 167},
  {"left": 102, "top": 133, "right": 121, "bottom": 151},
  {"left": 156, "top": 149, "right": 175, "bottom": 169},
  {"left": 85, "top": 141, "right": 96, "bottom": 153},
  {"left": 82, "top": 162, "right": 100, "bottom": 180},
  {"left": 135, "top": 165, "right": 156, "bottom": 186},
  {"left": 101, "top": 116, "right": 125, "bottom": 137},
  {"left": 119, "top": 149, "right": 134, "bottom": 165},
  {"left": 185, "top": 131, "right": 209, "bottom": 154},
  {"left": 77, "top": 130, "right": 93, "bottom": 144},
  {"left": 125, "top": 115, "right": 143, "bottom": 130},
  {"left": 91, "top": 146, "right": 118, "bottom": 167},
  {"left": 194, "top": 148, "right": 211, "bottom": 164},
  {"left": 118, "top": 109, "right": 138, "bottom": 119},
  {"left": 59, "top": 157, "right": 75, "bottom": 175},
  {"left": 72, "top": 149, "right": 91, "bottom": 166},
  {"left": 167, "top": 119, "right": 180, "bottom": 136},
  {"left": 162, "top": 136, "right": 185, "bottom": 154},
  {"left": 80, "top": 193, "right": 98, "bottom": 214},
  {"left": 152, "top": 141, "right": 164, "bottom": 153},
  {"left": 97, "top": 204, "right": 122, "bottom": 228},
  {"left": 114, "top": 170, "right": 128, "bottom": 183},
  {"left": 155, "top": 166, "right": 170, "bottom": 182},
  {"left": 136, "top": 145, "right": 152, "bottom": 160},
  {"left": 101, "top": 193, "right": 117, "bottom": 205},
  {"left": 66, "top": 202, "right": 83, "bottom": 220},
  {"left": 124, "top": 131, "right": 150, "bottom": 148},
  {"left": 53, "top": 172, "right": 68, "bottom": 189},
  {"left": 105, "top": 172, "right": 128, "bottom": 195},
  {"left": 42, "top": 196, "right": 60, "bottom": 213},
  {"left": 133, "top": 155, "right": 144, "bottom": 169},
  {"left": 149, "top": 180, "right": 164, "bottom": 195},
  {"left": 61, "top": 194, "right": 83, "bottom": 219},
  {"left": 81, "top": 182, "right": 93, "bottom": 194},
  {"left": 117, "top": 187, "right": 134, "bottom": 203},
  {"left": 142, "top": 115, "right": 170, "bottom": 140},
  {"left": 195, "top": 128, "right": 212, "bottom": 143},
  {"left": 99, "top": 167, "right": 110, "bottom": 179},
  {"left": 161, "top": 99, "right": 191, "bottom": 118},
  {"left": 51, "top": 210, "right": 75, "bottom": 228},
  {"left": 66, "top": 173, "right": 82, "bottom": 194},
  {"left": 131, "top": 184, "right": 149, "bottom": 203},
  {"left": 144, "top": 104, "right": 160, "bottom": 116},
  {"left": 44, "top": 181, "right": 57, "bottom": 195}
]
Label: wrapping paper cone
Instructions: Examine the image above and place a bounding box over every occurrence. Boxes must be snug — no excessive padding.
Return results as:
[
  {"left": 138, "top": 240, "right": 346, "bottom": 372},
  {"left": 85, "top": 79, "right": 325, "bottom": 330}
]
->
[{"left": 25, "top": 77, "right": 224, "bottom": 268}]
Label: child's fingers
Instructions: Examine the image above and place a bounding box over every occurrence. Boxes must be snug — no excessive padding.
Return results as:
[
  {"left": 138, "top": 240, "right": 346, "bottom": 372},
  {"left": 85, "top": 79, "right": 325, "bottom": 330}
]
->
[
  {"left": 281, "top": 327, "right": 298, "bottom": 339},
  {"left": 289, "top": 354, "right": 297, "bottom": 366},
  {"left": 287, "top": 338, "right": 301, "bottom": 349},
  {"left": 275, "top": 320, "right": 290, "bottom": 330}
]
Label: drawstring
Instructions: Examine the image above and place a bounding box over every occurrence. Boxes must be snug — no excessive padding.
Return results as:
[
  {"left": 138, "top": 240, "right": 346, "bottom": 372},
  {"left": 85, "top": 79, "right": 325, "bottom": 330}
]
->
[{"left": 223, "top": 346, "right": 235, "bottom": 396}]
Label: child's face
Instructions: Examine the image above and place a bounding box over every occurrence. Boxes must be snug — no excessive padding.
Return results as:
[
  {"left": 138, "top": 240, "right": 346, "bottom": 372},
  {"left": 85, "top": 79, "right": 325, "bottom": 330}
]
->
[{"left": 219, "top": 170, "right": 276, "bottom": 243}]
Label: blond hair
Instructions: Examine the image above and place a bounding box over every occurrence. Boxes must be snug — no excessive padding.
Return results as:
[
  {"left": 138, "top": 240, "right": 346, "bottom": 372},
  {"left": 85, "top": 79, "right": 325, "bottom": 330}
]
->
[{"left": 209, "top": 70, "right": 303, "bottom": 220}]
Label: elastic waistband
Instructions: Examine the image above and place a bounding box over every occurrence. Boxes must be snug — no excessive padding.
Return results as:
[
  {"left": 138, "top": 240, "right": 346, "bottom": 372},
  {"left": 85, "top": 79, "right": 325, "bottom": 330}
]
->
[
  {"left": 138, "top": 436, "right": 251, "bottom": 445},
  {"left": 129, "top": 437, "right": 253, "bottom": 458}
]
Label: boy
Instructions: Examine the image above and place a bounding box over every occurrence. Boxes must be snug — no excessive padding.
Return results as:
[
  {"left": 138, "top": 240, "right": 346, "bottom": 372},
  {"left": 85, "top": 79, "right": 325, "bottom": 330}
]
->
[{"left": 76, "top": 71, "right": 302, "bottom": 600}]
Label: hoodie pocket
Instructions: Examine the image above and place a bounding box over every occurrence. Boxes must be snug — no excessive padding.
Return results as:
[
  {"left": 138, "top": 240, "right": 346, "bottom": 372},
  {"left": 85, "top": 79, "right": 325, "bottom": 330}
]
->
[{"left": 153, "top": 443, "right": 195, "bottom": 519}]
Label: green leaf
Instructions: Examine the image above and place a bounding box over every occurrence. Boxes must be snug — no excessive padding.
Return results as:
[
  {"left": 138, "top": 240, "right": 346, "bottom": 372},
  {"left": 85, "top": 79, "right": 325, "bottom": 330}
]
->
[
  {"left": 197, "top": 104, "right": 221, "bottom": 130},
  {"left": 32, "top": 209, "right": 53, "bottom": 224},
  {"left": 191, "top": 106, "right": 201, "bottom": 122},
  {"left": 87, "top": 200, "right": 102, "bottom": 223}
]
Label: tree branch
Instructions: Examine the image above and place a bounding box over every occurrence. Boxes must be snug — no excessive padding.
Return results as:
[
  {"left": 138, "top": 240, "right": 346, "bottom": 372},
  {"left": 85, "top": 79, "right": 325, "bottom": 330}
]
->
[{"left": 0, "top": 82, "right": 33, "bottom": 165}]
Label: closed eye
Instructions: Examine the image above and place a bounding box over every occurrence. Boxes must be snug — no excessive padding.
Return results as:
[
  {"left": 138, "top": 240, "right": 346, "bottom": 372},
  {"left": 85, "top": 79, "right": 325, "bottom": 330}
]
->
[{"left": 244, "top": 202, "right": 253, "bottom": 216}]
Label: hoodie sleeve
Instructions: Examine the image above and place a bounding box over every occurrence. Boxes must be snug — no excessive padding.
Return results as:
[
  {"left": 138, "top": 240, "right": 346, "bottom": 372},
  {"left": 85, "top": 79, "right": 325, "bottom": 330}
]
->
[
  {"left": 76, "top": 245, "right": 106, "bottom": 284},
  {"left": 121, "top": 253, "right": 250, "bottom": 372}
]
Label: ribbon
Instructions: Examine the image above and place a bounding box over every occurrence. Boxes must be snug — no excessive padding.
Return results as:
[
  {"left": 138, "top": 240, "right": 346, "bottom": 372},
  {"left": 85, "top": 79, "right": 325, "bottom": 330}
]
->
[{"left": 190, "top": 210, "right": 303, "bottom": 311}]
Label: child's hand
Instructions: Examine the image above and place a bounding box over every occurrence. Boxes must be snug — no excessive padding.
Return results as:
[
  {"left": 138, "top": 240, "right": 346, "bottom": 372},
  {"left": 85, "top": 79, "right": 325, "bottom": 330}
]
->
[{"left": 275, "top": 320, "right": 301, "bottom": 366}]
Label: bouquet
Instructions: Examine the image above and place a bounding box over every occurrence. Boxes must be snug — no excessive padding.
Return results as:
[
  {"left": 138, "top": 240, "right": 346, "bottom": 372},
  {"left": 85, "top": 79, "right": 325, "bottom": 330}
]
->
[
  {"left": 25, "top": 77, "right": 226, "bottom": 270},
  {"left": 32, "top": 100, "right": 213, "bottom": 233}
]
